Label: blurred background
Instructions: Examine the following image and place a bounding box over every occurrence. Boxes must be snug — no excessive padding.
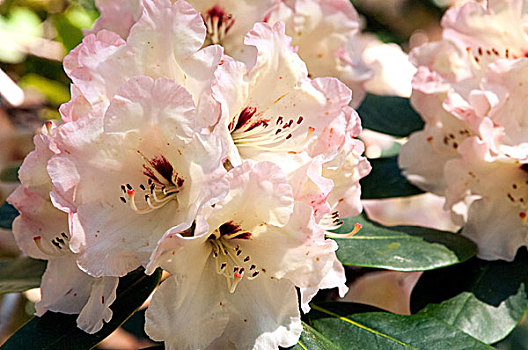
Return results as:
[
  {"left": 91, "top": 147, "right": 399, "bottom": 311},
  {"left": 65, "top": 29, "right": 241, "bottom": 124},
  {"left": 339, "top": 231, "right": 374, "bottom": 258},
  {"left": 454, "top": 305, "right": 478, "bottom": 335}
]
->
[{"left": 0, "top": 0, "right": 525, "bottom": 348}]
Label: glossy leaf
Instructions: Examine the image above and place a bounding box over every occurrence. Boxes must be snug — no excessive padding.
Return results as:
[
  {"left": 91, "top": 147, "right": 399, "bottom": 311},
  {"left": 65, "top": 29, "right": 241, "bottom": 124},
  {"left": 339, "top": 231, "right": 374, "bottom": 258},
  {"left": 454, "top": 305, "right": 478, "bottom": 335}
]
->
[
  {"left": 286, "top": 322, "right": 340, "bottom": 350},
  {"left": 411, "top": 248, "right": 528, "bottom": 344},
  {"left": 0, "top": 201, "right": 19, "bottom": 230},
  {"left": 2, "top": 268, "right": 162, "bottom": 350},
  {"left": 308, "top": 302, "right": 493, "bottom": 350},
  {"left": 356, "top": 94, "right": 424, "bottom": 138},
  {"left": 333, "top": 214, "right": 477, "bottom": 271},
  {"left": 360, "top": 156, "right": 423, "bottom": 199},
  {"left": 0, "top": 257, "right": 46, "bottom": 294}
]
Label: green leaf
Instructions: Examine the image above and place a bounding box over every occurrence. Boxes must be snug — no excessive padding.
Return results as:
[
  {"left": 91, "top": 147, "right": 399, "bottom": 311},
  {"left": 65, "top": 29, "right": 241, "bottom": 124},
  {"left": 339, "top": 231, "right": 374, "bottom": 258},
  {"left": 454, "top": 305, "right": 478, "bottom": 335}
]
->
[
  {"left": 0, "top": 257, "right": 46, "bottom": 294},
  {"left": 0, "top": 165, "right": 20, "bottom": 182},
  {"left": 286, "top": 322, "right": 340, "bottom": 350},
  {"left": 332, "top": 214, "right": 477, "bottom": 271},
  {"left": 360, "top": 156, "right": 423, "bottom": 199},
  {"left": 53, "top": 12, "right": 84, "bottom": 52},
  {"left": 356, "top": 94, "right": 424, "bottom": 138},
  {"left": 0, "top": 201, "right": 19, "bottom": 230},
  {"left": 411, "top": 249, "right": 528, "bottom": 344},
  {"left": 1, "top": 267, "right": 162, "bottom": 350},
  {"left": 19, "top": 73, "right": 71, "bottom": 106},
  {"left": 308, "top": 302, "right": 493, "bottom": 350}
]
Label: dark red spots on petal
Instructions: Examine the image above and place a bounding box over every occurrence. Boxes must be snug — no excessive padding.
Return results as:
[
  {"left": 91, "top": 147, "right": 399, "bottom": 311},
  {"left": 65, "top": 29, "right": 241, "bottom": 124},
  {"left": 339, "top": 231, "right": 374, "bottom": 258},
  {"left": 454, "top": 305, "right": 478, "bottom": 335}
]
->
[
  {"left": 234, "top": 107, "right": 257, "bottom": 131},
  {"left": 143, "top": 164, "right": 161, "bottom": 184},
  {"left": 219, "top": 221, "right": 241, "bottom": 236},
  {"left": 232, "top": 232, "right": 252, "bottom": 240},
  {"left": 521, "top": 164, "right": 528, "bottom": 173},
  {"left": 149, "top": 155, "right": 174, "bottom": 184},
  {"left": 177, "top": 177, "right": 184, "bottom": 187}
]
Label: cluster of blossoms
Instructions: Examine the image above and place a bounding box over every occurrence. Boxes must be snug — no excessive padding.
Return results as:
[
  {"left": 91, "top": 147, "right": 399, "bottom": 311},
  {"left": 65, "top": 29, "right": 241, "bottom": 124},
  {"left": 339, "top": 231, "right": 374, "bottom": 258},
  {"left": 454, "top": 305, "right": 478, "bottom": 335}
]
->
[
  {"left": 8, "top": 0, "right": 371, "bottom": 348},
  {"left": 400, "top": 0, "right": 528, "bottom": 261}
]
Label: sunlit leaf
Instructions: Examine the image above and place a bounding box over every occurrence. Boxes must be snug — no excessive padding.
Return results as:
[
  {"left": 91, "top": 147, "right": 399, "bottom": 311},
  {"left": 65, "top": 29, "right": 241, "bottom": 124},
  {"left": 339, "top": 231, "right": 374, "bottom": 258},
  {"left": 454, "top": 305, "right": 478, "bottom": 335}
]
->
[
  {"left": 332, "top": 214, "right": 476, "bottom": 271},
  {"left": 308, "top": 302, "right": 493, "bottom": 349},
  {"left": 286, "top": 322, "right": 340, "bottom": 350}
]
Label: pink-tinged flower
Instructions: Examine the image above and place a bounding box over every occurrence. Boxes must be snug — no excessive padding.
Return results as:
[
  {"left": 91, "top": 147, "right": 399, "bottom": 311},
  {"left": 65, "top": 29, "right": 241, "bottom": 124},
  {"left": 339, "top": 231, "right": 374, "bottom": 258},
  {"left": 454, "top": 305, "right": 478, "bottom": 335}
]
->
[
  {"left": 144, "top": 161, "right": 346, "bottom": 349},
  {"left": 188, "top": 0, "right": 278, "bottom": 60},
  {"left": 85, "top": 0, "right": 141, "bottom": 39},
  {"left": 267, "top": 0, "right": 372, "bottom": 106},
  {"left": 444, "top": 137, "right": 528, "bottom": 261},
  {"left": 480, "top": 58, "right": 528, "bottom": 148},
  {"left": 400, "top": 0, "right": 528, "bottom": 194},
  {"left": 323, "top": 132, "right": 372, "bottom": 219},
  {"left": 358, "top": 34, "right": 416, "bottom": 97},
  {"left": 63, "top": 0, "right": 223, "bottom": 128},
  {"left": 7, "top": 124, "right": 118, "bottom": 334},
  {"left": 48, "top": 76, "right": 229, "bottom": 278},
  {"left": 401, "top": 0, "right": 528, "bottom": 260},
  {"left": 212, "top": 22, "right": 369, "bottom": 218},
  {"left": 88, "top": 0, "right": 372, "bottom": 106}
]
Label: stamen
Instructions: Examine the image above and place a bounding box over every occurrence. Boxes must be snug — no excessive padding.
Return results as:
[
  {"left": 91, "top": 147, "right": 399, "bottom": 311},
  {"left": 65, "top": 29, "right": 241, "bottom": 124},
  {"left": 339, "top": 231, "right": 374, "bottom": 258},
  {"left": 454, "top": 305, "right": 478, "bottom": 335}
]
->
[
  {"left": 120, "top": 154, "right": 183, "bottom": 214},
  {"left": 325, "top": 222, "right": 362, "bottom": 239},
  {"left": 233, "top": 120, "right": 315, "bottom": 153},
  {"left": 209, "top": 230, "right": 263, "bottom": 293},
  {"left": 33, "top": 233, "right": 71, "bottom": 257}
]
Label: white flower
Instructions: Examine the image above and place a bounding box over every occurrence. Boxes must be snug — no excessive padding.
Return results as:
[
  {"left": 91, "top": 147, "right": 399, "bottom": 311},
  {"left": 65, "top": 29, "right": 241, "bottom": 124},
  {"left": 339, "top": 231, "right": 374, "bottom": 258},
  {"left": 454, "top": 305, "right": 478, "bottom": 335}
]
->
[
  {"left": 7, "top": 124, "right": 118, "bottom": 334},
  {"left": 444, "top": 137, "right": 528, "bottom": 260},
  {"left": 48, "top": 76, "right": 229, "bottom": 277},
  {"left": 144, "top": 161, "right": 346, "bottom": 349},
  {"left": 213, "top": 21, "right": 369, "bottom": 218}
]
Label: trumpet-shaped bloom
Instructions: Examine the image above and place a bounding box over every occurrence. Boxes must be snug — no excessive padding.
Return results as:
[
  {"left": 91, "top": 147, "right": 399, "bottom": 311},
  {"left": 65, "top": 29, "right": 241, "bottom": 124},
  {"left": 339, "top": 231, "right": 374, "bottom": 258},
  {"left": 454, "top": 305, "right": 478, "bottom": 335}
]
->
[
  {"left": 89, "top": 0, "right": 372, "bottom": 106},
  {"left": 48, "top": 77, "right": 228, "bottom": 277},
  {"left": 212, "top": 21, "right": 369, "bottom": 218},
  {"left": 400, "top": 0, "right": 528, "bottom": 260},
  {"left": 267, "top": 0, "right": 371, "bottom": 106},
  {"left": 64, "top": 0, "right": 223, "bottom": 128},
  {"left": 445, "top": 138, "right": 528, "bottom": 261},
  {"left": 7, "top": 124, "right": 118, "bottom": 333},
  {"left": 144, "top": 161, "right": 346, "bottom": 349}
]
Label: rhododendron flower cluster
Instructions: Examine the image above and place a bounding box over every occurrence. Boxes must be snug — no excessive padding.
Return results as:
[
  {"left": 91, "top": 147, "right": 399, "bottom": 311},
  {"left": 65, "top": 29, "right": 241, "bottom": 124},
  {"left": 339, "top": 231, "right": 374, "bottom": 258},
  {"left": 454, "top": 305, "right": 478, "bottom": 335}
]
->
[
  {"left": 7, "top": 0, "right": 370, "bottom": 348},
  {"left": 400, "top": 0, "right": 528, "bottom": 261},
  {"left": 88, "top": 0, "right": 373, "bottom": 107}
]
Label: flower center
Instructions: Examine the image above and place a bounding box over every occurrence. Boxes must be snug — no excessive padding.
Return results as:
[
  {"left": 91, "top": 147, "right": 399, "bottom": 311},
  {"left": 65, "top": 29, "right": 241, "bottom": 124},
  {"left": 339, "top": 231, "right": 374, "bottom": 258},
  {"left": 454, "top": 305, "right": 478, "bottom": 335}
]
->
[
  {"left": 120, "top": 154, "right": 184, "bottom": 214},
  {"left": 33, "top": 231, "right": 71, "bottom": 257},
  {"left": 209, "top": 221, "right": 263, "bottom": 293},
  {"left": 204, "top": 5, "right": 234, "bottom": 46},
  {"left": 230, "top": 106, "right": 315, "bottom": 153}
]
